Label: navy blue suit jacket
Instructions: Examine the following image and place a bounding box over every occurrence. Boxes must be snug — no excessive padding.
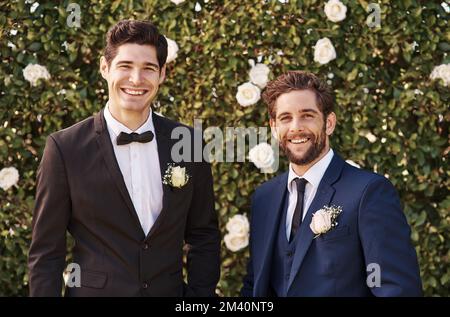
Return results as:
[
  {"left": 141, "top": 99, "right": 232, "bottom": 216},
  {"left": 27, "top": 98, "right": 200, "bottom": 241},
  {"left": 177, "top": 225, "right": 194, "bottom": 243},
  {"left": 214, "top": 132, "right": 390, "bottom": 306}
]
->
[{"left": 242, "top": 154, "right": 422, "bottom": 296}]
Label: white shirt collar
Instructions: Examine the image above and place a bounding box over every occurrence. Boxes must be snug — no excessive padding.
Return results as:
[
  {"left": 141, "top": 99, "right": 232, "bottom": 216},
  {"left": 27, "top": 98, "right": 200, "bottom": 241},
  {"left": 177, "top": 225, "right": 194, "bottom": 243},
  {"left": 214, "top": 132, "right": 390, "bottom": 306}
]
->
[
  {"left": 287, "top": 149, "right": 334, "bottom": 193},
  {"left": 104, "top": 101, "right": 155, "bottom": 138}
]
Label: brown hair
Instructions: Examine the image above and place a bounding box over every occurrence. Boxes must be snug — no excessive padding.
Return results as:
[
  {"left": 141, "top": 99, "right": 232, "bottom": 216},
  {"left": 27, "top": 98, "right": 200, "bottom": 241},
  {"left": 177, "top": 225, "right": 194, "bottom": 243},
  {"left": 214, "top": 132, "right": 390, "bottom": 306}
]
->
[
  {"left": 103, "top": 20, "right": 168, "bottom": 69},
  {"left": 262, "top": 71, "right": 334, "bottom": 120}
]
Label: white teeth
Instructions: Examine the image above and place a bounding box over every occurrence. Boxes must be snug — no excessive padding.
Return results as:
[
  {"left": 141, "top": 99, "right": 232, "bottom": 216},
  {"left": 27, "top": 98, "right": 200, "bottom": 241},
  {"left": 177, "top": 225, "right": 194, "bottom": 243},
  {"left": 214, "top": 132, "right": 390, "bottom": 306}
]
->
[
  {"left": 290, "top": 138, "right": 308, "bottom": 144},
  {"left": 123, "top": 88, "right": 146, "bottom": 96}
]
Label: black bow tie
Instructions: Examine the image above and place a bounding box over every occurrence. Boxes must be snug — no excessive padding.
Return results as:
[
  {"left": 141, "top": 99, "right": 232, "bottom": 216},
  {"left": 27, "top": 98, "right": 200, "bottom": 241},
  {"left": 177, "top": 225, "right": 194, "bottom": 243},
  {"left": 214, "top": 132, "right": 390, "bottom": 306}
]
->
[{"left": 116, "top": 131, "right": 154, "bottom": 145}]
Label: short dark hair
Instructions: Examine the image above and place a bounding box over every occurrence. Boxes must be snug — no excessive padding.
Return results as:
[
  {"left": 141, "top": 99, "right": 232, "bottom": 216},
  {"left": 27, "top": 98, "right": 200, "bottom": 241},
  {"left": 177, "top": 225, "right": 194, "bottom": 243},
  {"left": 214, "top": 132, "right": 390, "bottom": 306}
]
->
[
  {"left": 104, "top": 19, "right": 168, "bottom": 69},
  {"left": 263, "top": 71, "right": 334, "bottom": 120}
]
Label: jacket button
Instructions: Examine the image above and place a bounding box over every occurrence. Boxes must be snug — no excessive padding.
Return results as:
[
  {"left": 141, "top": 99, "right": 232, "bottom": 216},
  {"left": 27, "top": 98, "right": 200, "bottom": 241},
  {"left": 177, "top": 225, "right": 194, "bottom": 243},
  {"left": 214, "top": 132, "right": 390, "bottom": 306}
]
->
[
  {"left": 287, "top": 251, "right": 293, "bottom": 257},
  {"left": 142, "top": 282, "right": 149, "bottom": 289},
  {"left": 143, "top": 243, "right": 149, "bottom": 250}
]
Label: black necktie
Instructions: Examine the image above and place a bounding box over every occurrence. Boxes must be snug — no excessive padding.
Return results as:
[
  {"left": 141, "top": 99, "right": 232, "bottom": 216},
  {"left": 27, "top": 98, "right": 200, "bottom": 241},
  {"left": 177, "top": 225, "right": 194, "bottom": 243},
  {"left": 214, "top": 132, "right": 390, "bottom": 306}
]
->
[
  {"left": 116, "top": 131, "right": 154, "bottom": 145},
  {"left": 290, "top": 178, "right": 308, "bottom": 242}
]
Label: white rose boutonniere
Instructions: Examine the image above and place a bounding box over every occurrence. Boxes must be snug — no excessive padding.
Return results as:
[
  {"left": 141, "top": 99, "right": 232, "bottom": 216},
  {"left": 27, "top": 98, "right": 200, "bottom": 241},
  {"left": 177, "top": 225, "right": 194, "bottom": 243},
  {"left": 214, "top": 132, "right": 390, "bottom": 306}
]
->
[
  {"left": 162, "top": 164, "right": 190, "bottom": 188},
  {"left": 310, "top": 205, "right": 343, "bottom": 238}
]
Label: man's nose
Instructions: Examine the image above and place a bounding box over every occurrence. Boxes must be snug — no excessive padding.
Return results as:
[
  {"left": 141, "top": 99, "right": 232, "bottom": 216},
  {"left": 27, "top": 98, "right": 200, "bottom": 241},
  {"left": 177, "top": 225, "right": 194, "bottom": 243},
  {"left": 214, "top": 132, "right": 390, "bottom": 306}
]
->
[
  {"left": 289, "top": 117, "right": 305, "bottom": 132},
  {"left": 129, "top": 70, "right": 143, "bottom": 85}
]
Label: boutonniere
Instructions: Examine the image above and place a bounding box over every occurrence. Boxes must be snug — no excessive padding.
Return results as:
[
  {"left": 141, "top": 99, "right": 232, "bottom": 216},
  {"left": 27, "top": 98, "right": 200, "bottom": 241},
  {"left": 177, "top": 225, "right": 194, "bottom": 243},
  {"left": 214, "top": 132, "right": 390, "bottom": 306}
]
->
[
  {"left": 310, "top": 205, "right": 343, "bottom": 239},
  {"left": 162, "top": 164, "right": 190, "bottom": 188}
]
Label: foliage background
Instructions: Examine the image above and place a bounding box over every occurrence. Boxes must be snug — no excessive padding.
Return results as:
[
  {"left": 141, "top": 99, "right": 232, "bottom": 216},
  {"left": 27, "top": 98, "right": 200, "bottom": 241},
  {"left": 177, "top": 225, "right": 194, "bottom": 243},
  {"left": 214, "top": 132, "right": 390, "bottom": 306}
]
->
[{"left": 0, "top": 0, "right": 448, "bottom": 296}]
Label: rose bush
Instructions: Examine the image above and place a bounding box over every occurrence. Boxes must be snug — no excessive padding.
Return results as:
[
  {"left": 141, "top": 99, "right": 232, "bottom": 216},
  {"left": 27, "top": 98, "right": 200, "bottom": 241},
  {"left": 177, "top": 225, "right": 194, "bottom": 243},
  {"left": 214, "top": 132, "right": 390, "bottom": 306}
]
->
[{"left": 0, "top": 0, "right": 448, "bottom": 296}]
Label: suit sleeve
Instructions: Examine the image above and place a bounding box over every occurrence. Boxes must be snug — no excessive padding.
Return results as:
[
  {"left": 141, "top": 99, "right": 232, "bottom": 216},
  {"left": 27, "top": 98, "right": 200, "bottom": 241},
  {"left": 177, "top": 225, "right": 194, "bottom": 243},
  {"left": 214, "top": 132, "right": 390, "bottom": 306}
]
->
[
  {"left": 241, "top": 192, "right": 256, "bottom": 297},
  {"left": 183, "top": 159, "right": 221, "bottom": 297},
  {"left": 358, "top": 176, "right": 422, "bottom": 296},
  {"left": 28, "top": 135, "right": 71, "bottom": 297}
]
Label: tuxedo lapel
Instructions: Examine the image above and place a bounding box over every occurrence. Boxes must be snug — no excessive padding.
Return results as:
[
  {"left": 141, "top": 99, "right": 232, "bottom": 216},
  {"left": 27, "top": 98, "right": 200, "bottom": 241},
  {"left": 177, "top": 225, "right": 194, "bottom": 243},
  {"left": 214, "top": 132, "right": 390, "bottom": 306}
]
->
[
  {"left": 94, "top": 110, "right": 145, "bottom": 239},
  {"left": 255, "top": 173, "right": 288, "bottom": 294},
  {"left": 145, "top": 113, "right": 174, "bottom": 241},
  {"left": 287, "top": 154, "right": 345, "bottom": 292}
]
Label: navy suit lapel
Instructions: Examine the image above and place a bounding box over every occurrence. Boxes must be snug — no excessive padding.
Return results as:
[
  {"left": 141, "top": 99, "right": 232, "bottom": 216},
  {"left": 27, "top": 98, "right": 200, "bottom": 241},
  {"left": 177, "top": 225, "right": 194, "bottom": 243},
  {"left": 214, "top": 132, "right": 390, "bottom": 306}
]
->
[
  {"left": 287, "top": 154, "right": 345, "bottom": 292},
  {"left": 94, "top": 110, "right": 145, "bottom": 239},
  {"left": 255, "top": 173, "right": 288, "bottom": 295}
]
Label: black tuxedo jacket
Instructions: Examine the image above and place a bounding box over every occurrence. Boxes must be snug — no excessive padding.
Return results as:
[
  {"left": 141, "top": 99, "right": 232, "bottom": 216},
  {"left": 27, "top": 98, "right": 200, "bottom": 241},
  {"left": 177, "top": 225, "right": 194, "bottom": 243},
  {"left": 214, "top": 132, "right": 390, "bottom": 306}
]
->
[{"left": 28, "top": 110, "right": 221, "bottom": 296}]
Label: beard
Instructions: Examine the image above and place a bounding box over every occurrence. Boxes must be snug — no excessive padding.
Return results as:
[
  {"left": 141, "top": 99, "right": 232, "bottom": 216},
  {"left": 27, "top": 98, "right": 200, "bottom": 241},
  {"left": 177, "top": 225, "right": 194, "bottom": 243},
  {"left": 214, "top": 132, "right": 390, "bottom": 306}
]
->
[{"left": 280, "top": 126, "right": 327, "bottom": 166}]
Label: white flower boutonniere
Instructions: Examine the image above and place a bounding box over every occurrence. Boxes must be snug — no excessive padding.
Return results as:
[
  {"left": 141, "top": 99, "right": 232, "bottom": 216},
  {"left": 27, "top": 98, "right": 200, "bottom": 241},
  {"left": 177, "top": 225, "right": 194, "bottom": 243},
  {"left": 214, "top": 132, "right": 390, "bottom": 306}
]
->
[
  {"left": 310, "top": 205, "right": 343, "bottom": 238},
  {"left": 162, "top": 164, "right": 190, "bottom": 188}
]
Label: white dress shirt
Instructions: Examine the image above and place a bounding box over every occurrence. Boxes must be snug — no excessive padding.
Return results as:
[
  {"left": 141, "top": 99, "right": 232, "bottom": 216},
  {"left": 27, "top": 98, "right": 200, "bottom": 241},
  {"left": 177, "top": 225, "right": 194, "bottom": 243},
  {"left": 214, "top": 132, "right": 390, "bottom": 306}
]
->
[
  {"left": 103, "top": 103, "right": 163, "bottom": 236},
  {"left": 285, "top": 149, "right": 334, "bottom": 240}
]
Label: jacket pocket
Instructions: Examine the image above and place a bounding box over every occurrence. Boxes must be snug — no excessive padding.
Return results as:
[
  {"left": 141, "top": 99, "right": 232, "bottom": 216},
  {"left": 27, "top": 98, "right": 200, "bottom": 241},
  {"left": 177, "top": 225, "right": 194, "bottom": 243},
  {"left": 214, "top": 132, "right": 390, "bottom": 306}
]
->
[
  {"left": 80, "top": 269, "right": 108, "bottom": 289},
  {"left": 319, "top": 225, "right": 350, "bottom": 242}
]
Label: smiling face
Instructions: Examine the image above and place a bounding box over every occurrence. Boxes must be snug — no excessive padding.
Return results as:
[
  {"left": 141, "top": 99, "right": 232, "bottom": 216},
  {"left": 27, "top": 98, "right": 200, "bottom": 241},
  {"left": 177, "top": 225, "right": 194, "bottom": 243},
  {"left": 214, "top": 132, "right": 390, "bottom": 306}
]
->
[
  {"left": 100, "top": 43, "right": 165, "bottom": 114},
  {"left": 270, "top": 89, "right": 336, "bottom": 170}
]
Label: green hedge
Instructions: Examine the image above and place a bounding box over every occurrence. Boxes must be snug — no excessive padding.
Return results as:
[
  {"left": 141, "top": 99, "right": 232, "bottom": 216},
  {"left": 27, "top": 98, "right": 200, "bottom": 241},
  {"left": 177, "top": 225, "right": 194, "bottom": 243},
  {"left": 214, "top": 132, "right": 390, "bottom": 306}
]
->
[{"left": 0, "top": 0, "right": 448, "bottom": 296}]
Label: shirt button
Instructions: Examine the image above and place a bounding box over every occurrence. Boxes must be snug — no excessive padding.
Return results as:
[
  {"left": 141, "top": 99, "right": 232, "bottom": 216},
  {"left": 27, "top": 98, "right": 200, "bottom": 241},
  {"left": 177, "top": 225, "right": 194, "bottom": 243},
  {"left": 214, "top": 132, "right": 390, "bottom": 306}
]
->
[{"left": 142, "top": 282, "right": 149, "bottom": 289}]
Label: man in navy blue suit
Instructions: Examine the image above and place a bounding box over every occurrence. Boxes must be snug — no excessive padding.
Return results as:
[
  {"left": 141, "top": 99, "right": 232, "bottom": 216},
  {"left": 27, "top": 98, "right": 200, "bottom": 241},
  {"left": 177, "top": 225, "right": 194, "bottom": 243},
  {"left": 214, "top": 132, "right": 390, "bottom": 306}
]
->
[{"left": 241, "top": 71, "right": 422, "bottom": 297}]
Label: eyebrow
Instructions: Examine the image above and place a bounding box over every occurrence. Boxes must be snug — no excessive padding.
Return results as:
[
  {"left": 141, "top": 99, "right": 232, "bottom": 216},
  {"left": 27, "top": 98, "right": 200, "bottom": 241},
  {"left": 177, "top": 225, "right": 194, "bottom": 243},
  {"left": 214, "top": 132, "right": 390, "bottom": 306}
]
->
[
  {"left": 115, "top": 60, "right": 160, "bottom": 69},
  {"left": 277, "top": 108, "right": 319, "bottom": 118}
]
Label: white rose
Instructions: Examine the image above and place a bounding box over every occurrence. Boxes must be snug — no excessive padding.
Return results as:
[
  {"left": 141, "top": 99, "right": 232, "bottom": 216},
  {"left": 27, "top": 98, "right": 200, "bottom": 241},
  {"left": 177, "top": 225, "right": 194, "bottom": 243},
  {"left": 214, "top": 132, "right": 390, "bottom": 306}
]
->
[
  {"left": 0, "top": 167, "right": 19, "bottom": 191},
  {"left": 314, "top": 37, "right": 337, "bottom": 65},
  {"left": 226, "top": 214, "right": 249, "bottom": 236},
  {"left": 236, "top": 82, "right": 261, "bottom": 107},
  {"left": 249, "top": 63, "right": 270, "bottom": 89},
  {"left": 364, "top": 131, "right": 377, "bottom": 143},
  {"left": 310, "top": 209, "right": 332, "bottom": 235},
  {"left": 171, "top": 166, "right": 186, "bottom": 187},
  {"left": 170, "top": 0, "right": 185, "bottom": 4},
  {"left": 346, "top": 160, "right": 361, "bottom": 168},
  {"left": 165, "top": 37, "right": 179, "bottom": 63},
  {"left": 430, "top": 64, "right": 450, "bottom": 87},
  {"left": 324, "top": 0, "right": 347, "bottom": 22},
  {"left": 7, "top": 41, "right": 16, "bottom": 50},
  {"left": 30, "top": 2, "right": 39, "bottom": 13},
  {"left": 22, "top": 63, "right": 51, "bottom": 86},
  {"left": 224, "top": 232, "right": 249, "bottom": 252},
  {"left": 249, "top": 142, "right": 275, "bottom": 169}
]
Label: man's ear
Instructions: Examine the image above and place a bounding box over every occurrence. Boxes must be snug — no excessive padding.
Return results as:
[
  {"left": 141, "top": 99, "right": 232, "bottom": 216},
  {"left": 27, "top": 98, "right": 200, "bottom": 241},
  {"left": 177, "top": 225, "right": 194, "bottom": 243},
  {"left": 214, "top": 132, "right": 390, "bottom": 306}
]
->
[
  {"left": 100, "top": 56, "right": 109, "bottom": 80},
  {"left": 325, "top": 112, "right": 336, "bottom": 136},
  {"left": 270, "top": 118, "right": 279, "bottom": 141},
  {"left": 158, "top": 65, "right": 166, "bottom": 84}
]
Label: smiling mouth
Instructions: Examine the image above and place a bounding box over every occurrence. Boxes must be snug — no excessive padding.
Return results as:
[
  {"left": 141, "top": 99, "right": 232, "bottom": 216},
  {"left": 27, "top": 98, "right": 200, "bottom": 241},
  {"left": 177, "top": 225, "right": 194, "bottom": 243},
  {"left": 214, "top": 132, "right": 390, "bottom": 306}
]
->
[
  {"left": 289, "top": 137, "right": 310, "bottom": 144},
  {"left": 120, "top": 88, "right": 149, "bottom": 96}
]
